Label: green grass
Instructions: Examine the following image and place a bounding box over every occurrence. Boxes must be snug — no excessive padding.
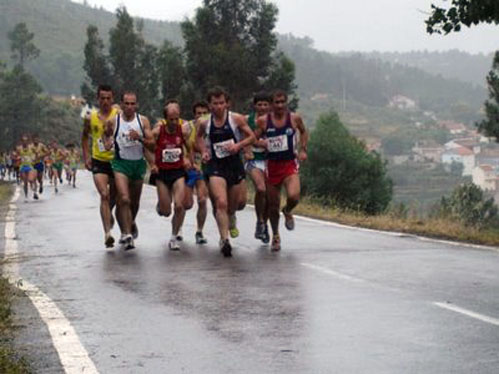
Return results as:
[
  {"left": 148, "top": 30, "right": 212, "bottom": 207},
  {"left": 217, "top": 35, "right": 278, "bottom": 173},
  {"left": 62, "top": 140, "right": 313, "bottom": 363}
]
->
[{"left": 0, "top": 182, "right": 31, "bottom": 374}]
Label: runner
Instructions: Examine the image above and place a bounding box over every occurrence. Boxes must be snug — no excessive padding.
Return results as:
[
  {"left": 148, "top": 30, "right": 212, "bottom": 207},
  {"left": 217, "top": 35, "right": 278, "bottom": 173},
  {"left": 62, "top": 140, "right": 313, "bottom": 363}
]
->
[
  {"left": 245, "top": 92, "right": 271, "bottom": 243},
  {"left": 196, "top": 87, "right": 256, "bottom": 257},
  {"left": 67, "top": 143, "right": 80, "bottom": 188},
  {"left": 0, "top": 152, "right": 6, "bottom": 180},
  {"left": 150, "top": 100, "right": 192, "bottom": 250},
  {"left": 104, "top": 91, "right": 153, "bottom": 250},
  {"left": 50, "top": 140, "right": 65, "bottom": 193},
  {"left": 255, "top": 89, "right": 308, "bottom": 252},
  {"left": 32, "top": 135, "right": 49, "bottom": 194},
  {"left": 82, "top": 84, "right": 121, "bottom": 248},
  {"left": 183, "top": 101, "right": 210, "bottom": 245},
  {"left": 16, "top": 134, "right": 38, "bottom": 200},
  {"left": 11, "top": 149, "right": 21, "bottom": 184}
]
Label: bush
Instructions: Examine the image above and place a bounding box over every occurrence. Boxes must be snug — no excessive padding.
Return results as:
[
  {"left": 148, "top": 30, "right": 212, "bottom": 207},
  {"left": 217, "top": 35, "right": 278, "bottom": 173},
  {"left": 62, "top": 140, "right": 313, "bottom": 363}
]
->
[{"left": 301, "top": 110, "right": 393, "bottom": 214}]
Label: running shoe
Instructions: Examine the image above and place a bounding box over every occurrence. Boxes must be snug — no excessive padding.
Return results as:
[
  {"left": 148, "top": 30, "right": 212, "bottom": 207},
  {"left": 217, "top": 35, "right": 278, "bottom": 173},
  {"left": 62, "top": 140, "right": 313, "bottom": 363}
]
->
[
  {"left": 118, "top": 234, "right": 127, "bottom": 244},
  {"left": 271, "top": 234, "right": 281, "bottom": 252},
  {"left": 123, "top": 235, "right": 135, "bottom": 251},
  {"left": 261, "top": 223, "right": 270, "bottom": 244},
  {"left": 168, "top": 237, "right": 180, "bottom": 251},
  {"left": 105, "top": 233, "right": 115, "bottom": 248},
  {"left": 176, "top": 228, "right": 183, "bottom": 242},
  {"left": 219, "top": 239, "right": 232, "bottom": 257},
  {"left": 254, "top": 221, "right": 264, "bottom": 240},
  {"left": 282, "top": 207, "right": 295, "bottom": 231},
  {"left": 229, "top": 214, "right": 239, "bottom": 238},
  {"left": 195, "top": 231, "right": 207, "bottom": 245},
  {"left": 33, "top": 192, "right": 39, "bottom": 200},
  {"left": 156, "top": 202, "right": 164, "bottom": 217},
  {"left": 131, "top": 223, "right": 138, "bottom": 239},
  {"left": 39, "top": 185, "right": 43, "bottom": 194}
]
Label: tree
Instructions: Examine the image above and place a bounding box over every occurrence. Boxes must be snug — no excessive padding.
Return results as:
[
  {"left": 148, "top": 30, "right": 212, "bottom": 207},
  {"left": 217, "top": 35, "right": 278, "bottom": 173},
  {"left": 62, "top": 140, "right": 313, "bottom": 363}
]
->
[
  {"left": 81, "top": 25, "right": 113, "bottom": 105},
  {"left": 181, "top": 0, "right": 297, "bottom": 110},
  {"left": 157, "top": 40, "right": 186, "bottom": 104},
  {"left": 8, "top": 23, "right": 40, "bottom": 68},
  {"left": 301, "top": 111, "right": 393, "bottom": 214},
  {"left": 425, "top": 0, "right": 499, "bottom": 35},
  {"left": 426, "top": 1, "right": 499, "bottom": 140}
]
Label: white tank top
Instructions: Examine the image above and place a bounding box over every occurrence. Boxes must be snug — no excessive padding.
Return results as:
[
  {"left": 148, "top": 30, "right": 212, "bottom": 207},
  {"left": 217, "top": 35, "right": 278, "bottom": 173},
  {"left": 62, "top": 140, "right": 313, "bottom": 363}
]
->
[{"left": 113, "top": 113, "right": 144, "bottom": 161}]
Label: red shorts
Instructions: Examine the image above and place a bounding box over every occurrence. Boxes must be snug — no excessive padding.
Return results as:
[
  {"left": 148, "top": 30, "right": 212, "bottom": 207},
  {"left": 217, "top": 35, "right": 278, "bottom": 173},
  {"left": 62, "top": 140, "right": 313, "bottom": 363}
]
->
[{"left": 266, "top": 159, "right": 299, "bottom": 186}]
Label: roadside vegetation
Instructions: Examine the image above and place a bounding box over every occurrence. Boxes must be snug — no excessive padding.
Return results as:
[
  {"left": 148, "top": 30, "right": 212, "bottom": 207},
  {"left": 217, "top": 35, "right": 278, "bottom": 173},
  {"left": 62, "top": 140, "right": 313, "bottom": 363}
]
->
[{"left": 0, "top": 182, "right": 31, "bottom": 374}]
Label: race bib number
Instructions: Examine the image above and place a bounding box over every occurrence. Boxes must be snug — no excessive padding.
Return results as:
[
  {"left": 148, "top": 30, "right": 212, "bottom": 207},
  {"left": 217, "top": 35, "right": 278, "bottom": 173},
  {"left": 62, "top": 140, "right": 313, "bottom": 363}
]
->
[
  {"left": 162, "top": 148, "right": 182, "bottom": 163},
  {"left": 213, "top": 139, "right": 235, "bottom": 159},
  {"left": 97, "top": 138, "right": 112, "bottom": 152},
  {"left": 121, "top": 132, "right": 140, "bottom": 147},
  {"left": 267, "top": 135, "right": 289, "bottom": 153}
]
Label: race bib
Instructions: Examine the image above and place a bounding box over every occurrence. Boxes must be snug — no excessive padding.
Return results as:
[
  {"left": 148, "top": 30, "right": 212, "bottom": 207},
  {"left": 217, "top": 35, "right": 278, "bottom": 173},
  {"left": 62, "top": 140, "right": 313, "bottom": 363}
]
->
[
  {"left": 162, "top": 148, "right": 182, "bottom": 163},
  {"left": 121, "top": 132, "right": 140, "bottom": 148},
  {"left": 213, "top": 139, "right": 235, "bottom": 159},
  {"left": 267, "top": 135, "right": 289, "bottom": 153}
]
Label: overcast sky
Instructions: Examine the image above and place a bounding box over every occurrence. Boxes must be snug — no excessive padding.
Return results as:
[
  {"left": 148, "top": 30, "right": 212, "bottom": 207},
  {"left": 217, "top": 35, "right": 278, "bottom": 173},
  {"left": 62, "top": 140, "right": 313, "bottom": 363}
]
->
[{"left": 74, "top": 0, "right": 498, "bottom": 54}]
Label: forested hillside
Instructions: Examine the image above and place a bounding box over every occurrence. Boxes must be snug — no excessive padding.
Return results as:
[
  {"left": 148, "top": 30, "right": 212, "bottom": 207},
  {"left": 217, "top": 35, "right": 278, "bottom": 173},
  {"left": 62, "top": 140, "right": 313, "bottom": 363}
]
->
[{"left": 0, "top": 0, "right": 487, "bottom": 115}]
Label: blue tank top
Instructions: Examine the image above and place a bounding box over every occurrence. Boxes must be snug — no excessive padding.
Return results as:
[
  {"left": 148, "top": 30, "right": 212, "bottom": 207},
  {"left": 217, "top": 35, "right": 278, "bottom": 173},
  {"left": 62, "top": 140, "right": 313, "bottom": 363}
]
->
[
  {"left": 207, "top": 112, "right": 241, "bottom": 163},
  {"left": 265, "top": 112, "right": 296, "bottom": 161}
]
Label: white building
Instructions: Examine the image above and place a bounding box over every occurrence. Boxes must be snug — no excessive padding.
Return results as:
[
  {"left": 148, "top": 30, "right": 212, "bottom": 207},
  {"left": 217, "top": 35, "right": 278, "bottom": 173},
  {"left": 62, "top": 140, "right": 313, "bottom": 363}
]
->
[
  {"left": 441, "top": 147, "right": 475, "bottom": 176},
  {"left": 472, "top": 164, "right": 498, "bottom": 191}
]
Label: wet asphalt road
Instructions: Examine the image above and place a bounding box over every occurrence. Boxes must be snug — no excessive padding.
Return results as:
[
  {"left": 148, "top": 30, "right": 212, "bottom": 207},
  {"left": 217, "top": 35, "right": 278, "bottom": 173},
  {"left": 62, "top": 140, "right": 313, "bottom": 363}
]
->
[{"left": 3, "top": 171, "right": 499, "bottom": 373}]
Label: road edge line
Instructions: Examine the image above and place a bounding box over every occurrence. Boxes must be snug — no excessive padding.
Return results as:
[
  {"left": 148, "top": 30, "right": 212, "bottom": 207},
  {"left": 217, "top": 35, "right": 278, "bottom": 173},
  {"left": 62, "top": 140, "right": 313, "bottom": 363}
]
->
[
  {"left": 433, "top": 302, "right": 499, "bottom": 326},
  {"left": 3, "top": 187, "right": 99, "bottom": 374}
]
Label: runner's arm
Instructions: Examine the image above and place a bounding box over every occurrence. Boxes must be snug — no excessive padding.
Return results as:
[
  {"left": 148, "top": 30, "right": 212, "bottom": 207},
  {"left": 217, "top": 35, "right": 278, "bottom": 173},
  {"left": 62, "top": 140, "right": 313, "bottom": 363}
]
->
[
  {"left": 293, "top": 113, "right": 308, "bottom": 162},
  {"left": 81, "top": 115, "right": 92, "bottom": 169},
  {"left": 196, "top": 118, "right": 210, "bottom": 162},
  {"left": 233, "top": 114, "right": 256, "bottom": 153}
]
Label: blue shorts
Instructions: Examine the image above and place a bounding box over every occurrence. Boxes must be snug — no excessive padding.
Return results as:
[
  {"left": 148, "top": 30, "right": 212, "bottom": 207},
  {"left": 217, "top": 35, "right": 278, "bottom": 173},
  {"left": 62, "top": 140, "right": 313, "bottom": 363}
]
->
[
  {"left": 34, "top": 162, "right": 44, "bottom": 173},
  {"left": 20, "top": 165, "right": 32, "bottom": 173},
  {"left": 186, "top": 169, "right": 204, "bottom": 188}
]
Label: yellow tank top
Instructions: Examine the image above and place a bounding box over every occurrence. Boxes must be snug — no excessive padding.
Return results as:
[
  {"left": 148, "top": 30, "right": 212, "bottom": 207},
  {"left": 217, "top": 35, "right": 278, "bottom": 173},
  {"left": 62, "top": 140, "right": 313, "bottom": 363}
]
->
[
  {"left": 185, "top": 120, "right": 203, "bottom": 167},
  {"left": 90, "top": 107, "right": 118, "bottom": 162},
  {"left": 18, "top": 145, "right": 35, "bottom": 167},
  {"left": 32, "top": 143, "right": 47, "bottom": 163}
]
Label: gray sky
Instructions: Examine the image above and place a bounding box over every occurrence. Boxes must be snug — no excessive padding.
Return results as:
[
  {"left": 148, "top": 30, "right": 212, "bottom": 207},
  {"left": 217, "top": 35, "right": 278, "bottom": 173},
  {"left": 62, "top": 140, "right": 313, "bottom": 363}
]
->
[{"left": 75, "top": 0, "right": 498, "bottom": 54}]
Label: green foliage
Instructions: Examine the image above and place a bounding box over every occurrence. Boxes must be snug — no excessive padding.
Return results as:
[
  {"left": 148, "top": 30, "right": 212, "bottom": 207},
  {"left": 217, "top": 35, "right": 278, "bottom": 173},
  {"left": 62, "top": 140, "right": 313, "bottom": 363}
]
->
[
  {"left": 426, "top": 0, "right": 499, "bottom": 35},
  {"left": 381, "top": 133, "right": 414, "bottom": 156},
  {"left": 8, "top": 22, "right": 39, "bottom": 67},
  {"left": 181, "top": 0, "right": 296, "bottom": 110},
  {"left": 435, "top": 182, "right": 498, "bottom": 228},
  {"left": 477, "top": 51, "right": 499, "bottom": 140},
  {"left": 302, "top": 111, "right": 393, "bottom": 214},
  {"left": 157, "top": 40, "right": 186, "bottom": 105}
]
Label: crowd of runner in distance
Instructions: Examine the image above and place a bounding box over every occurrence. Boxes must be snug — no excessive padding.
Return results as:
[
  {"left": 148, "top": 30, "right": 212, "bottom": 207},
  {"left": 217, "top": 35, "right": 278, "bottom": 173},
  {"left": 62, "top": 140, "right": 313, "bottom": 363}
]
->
[
  {"left": 82, "top": 84, "right": 308, "bottom": 257},
  {"left": 0, "top": 135, "right": 81, "bottom": 200}
]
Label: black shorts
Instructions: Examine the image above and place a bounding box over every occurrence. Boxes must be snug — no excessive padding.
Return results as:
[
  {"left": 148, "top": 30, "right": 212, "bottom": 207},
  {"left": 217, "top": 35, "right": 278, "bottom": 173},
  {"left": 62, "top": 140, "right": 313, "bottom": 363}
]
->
[
  {"left": 205, "top": 158, "right": 245, "bottom": 187},
  {"left": 155, "top": 168, "right": 186, "bottom": 190},
  {"left": 91, "top": 158, "right": 114, "bottom": 177}
]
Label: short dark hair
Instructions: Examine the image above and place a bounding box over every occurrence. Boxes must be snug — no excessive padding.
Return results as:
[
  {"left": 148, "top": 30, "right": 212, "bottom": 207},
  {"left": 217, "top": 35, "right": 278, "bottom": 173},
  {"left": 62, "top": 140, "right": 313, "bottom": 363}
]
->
[
  {"left": 206, "top": 86, "right": 229, "bottom": 103},
  {"left": 253, "top": 91, "right": 271, "bottom": 105},
  {"left": 271, "top": 89, "right": 288, "bottom": 102},
  {"left": 192, "top": 100, "right": 209, "bottom": 115},
  {"left": 97, "top": 84, "right": 113, "bottom": 97},
  {"left": 120, "top": 91, "right": 137, "bottom": 102}
]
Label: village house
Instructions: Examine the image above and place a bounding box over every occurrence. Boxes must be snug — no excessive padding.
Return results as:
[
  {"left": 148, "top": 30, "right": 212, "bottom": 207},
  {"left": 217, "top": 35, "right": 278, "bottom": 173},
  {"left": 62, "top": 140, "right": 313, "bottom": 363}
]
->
[
  {"left": 439, "top": 120, "right": 467, "bottom": 135},
  {"left": 472, "top": 164, "right": 499, "bottom": 191},
  {"left": 441, "top": 146, "right": 475, "bottom": 176},
  {"left": 388, "top": 95, "right": 417, "bottom": 110}
]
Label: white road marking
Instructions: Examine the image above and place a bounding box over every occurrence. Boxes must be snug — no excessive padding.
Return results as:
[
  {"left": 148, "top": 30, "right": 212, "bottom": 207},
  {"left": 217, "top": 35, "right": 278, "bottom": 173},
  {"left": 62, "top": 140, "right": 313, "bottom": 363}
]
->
[
  {"left": 3, "top": 187, "right": 99, "bottom": 374},
  {"left": 301, "top": 262, "right": 365, "bottom": 283},
  {"left": 433, "top": 302, "right": 499, "bottom": 327}
]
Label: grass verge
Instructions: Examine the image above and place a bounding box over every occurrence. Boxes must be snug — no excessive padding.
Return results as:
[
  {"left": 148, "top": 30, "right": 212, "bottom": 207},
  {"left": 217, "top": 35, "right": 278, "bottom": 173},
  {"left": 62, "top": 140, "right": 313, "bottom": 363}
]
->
[
  {"left": 0, "top": 182, "right": 31, "bottom": 373},
  {"left": 293, "top": 196, "right": 499, "bottom": 247}
]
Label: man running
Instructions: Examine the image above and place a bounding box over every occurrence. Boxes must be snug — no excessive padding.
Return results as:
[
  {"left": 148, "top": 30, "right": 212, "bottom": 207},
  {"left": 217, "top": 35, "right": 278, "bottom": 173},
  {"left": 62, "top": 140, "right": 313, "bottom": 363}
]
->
[
  {"left": 150, "top": 101, "right": 192, "bottom": 250},
  {"left": 32, "top": 135, "right": 49, "bottom": 194},
  {"left": 255, "top": 89, "right": 308, "bottom": 252},
  {"left": 196, "top": 87, "right": 256, "bottom": 257},
  {"left": 50, "top": 140, "right": 65, "bottom": 193},
  {"left": 16, "top": 134, "right": 38, "bottom": 200},
  {"left": 245, "top": 92, "right": 271, "bottom": 243},
  {"left": 105, "top": 91, "right": 153, "bottom": 250},
  {"left": 66, "top": 143, "right": 80, "bottom": 188},
  {"left": 183, "top": 101, "right": 210, "bottom": 245}
]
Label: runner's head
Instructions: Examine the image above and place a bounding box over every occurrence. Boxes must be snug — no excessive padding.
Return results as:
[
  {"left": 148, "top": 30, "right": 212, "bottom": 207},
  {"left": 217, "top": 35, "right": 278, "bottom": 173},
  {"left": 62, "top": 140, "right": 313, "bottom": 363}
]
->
[
  {"left": 206, "top": 86, "right": 229, "bottom": 118},
  {"left": 20, "top": 134, "right": 30, "bottom": 146},
  {"left": 164, "top": 100, "right": 181, "bottom": 128},
  {"left": 253, "top": 91, "right": 271, "bottom": 117},
  {"left": 121, "top": 91, "right": 137, "bottom": 118},
  {"left": 97, "top": 84, "right": 114, "bottom": 112},
  {"left": 192, "top": 101, "right": 209, "bottom": 120},
  {"left": 32, "top": 134, "right": 40, "bottom": 145},
  {"left": 271, "top": 89, "right": 288, "bottom": 116}
]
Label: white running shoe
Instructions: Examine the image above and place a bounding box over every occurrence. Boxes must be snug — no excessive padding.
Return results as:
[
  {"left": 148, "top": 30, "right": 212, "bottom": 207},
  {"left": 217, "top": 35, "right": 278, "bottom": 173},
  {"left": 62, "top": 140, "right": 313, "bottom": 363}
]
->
[{"left": 168, "top": 237, "right": 180, "bottom": 251}]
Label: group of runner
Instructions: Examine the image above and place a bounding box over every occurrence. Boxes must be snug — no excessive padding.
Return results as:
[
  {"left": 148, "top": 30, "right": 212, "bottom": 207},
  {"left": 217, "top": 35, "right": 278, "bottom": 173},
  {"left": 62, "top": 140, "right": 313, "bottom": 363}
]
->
[
  {"left": 1, "top": 136, "right": 80, "bottom": 199},
  {"left": 82, "top": 84, "right": 308, "bottom": 257}
]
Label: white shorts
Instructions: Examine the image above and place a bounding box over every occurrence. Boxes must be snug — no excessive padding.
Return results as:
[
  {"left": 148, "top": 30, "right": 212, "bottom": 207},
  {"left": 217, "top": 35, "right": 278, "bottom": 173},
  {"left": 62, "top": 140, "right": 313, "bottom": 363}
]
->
[{"left": 244, "top": 159, "right": 266, "bottom": 174}]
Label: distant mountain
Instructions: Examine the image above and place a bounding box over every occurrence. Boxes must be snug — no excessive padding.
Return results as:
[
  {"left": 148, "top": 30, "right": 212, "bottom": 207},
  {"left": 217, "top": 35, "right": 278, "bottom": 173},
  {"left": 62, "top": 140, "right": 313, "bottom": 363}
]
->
[
  {"left": 0, "top": 0, "right": 182, "bottom": 94},
  {"left": 0, "top": 0, "right": 487, "bottom": 116},
  {"left": 364, "top": 50, "right": 494, "bottom": 88}
]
